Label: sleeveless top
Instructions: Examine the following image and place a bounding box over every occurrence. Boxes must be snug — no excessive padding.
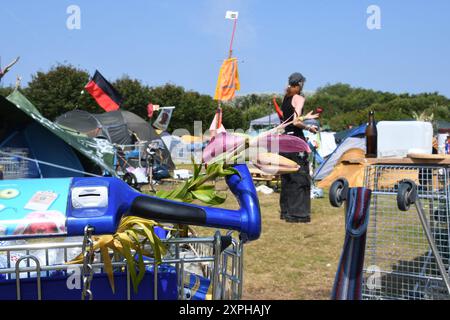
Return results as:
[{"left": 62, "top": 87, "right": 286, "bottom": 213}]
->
[{"left": 281, "top": 95, "right": 306, "bottom": 141}]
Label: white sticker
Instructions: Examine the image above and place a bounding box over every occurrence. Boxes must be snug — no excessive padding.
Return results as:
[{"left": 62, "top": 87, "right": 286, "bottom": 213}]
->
[{"left": 24, "top": 191, "right": 58, "bottom": 211}]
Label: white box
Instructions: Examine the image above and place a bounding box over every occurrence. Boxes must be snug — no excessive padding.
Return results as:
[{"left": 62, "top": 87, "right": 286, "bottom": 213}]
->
[
  {"left": 377, "top": 121, "right": 433, "bottom": 158},
  {"left": 173, "top": 169, "right": 192, "bottom": 180}
]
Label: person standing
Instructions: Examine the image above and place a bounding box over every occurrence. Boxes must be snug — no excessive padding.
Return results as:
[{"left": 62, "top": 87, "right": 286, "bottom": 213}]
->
[{"left": 279, "top": 72, "right": 318, "bottom": 223}]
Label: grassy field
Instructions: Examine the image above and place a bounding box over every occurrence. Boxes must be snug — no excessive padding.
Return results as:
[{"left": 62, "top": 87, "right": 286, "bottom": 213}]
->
[
  {"left": 156, "top": 179, "right": 346, "bottom": 300},
  {"left": 233, "top": 188, "right": 345, "bottom": 300}
]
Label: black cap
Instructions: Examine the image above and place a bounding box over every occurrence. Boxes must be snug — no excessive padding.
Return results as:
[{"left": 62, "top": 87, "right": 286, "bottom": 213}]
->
[{"left": 288, "top": 72, "right": 306, "bottom": 86}]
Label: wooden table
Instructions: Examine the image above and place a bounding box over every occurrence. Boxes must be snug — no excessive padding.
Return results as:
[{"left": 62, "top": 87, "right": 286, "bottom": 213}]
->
[{"left": 345, "top": 153, "right": 450, "bottom": 166}]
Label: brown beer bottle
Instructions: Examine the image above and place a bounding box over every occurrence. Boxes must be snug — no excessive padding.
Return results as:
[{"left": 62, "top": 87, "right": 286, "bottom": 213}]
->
[{"left": 365, "top": 111, "right": 377, "bottom": 158}]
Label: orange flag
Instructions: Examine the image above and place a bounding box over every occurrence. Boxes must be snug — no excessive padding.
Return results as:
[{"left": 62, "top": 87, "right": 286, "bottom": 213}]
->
[{"left": 214, "top": 58, "right": 240, "bottom": 101}]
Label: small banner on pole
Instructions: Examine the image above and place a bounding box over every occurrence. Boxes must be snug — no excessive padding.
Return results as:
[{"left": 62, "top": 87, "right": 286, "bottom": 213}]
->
[
  {"left": 152, "top": 106, "right": 175, "bottom": 131},
  {"left": 225, "top": 11, "right": 239, "bottom": 20}
]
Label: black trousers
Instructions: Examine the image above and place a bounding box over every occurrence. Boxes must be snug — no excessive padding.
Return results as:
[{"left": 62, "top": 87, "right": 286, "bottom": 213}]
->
[{"left": 279, "top": 152, "right": 311, "bottom": 219}]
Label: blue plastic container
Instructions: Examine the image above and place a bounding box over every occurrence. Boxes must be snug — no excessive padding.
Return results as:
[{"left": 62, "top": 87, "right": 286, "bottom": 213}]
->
[{"left": 0, "top": 265, "right": 177, "bottom": 300}]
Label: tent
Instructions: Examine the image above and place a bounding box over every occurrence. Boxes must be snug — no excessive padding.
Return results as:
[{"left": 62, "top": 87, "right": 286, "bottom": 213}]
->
[
  {"left": 249, "top": 113, "right": 280, "bottom": 133},
  {"left": 334, "top": 124, "right": 367, "bottom": 144},
  {"left": 316, "top": 148, "right": 367, "bottom": 188},
  {"left": 0, "top": 90, "right": 116, "bottom": 178},
  {"left": 55, "top": 110, "right": 103, "bottom": 137},
  {"left": 56, "top": 109, "right": 175, "bottom": 169},
  {"left": 313, "top": 123, "right": 367, "bottom": 182},
  {"left": 94, "top": 111, "right": 131, "bottom": 145},
  {"left": 160, "top": 134, "right": 204, "bottom": 164},
  {"left": 119, "top": 111, "right": 175, "bottom": 169},
  {"left": 313, "top": 137, "right": 366, "bottom": 181},
  {"left": 56, "top": 110, "right": 131, "bottom": 145}
]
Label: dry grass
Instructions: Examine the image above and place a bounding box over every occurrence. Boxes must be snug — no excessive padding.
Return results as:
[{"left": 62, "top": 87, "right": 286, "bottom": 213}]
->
[
  {"left": 155, "top": 177, "right": 346, "bottom": 300},
  {"left": 239, "top": 188, "right": 345, "bottom": 300}
]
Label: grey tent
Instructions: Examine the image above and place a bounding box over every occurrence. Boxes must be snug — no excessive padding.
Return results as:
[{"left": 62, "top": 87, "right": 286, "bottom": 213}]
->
[
  {"left": 249, "top": 113, "right": 280, "bottom": 133},
  {"left": 56, "top": 109, "right": 175, "bottom": 169},
  {"left": 120, "top": 111, "right": 175, "bottom": 169},
  {"left": 95, "top": 111, "right": 131, "bottom": 145},
  {"left": 0, "top": 90, "right": 116, "bottom": 178},
  {"left": 121, "top": 111, "right": 157, "bottom": 143},
  {"left": 56, "top": 110, "right": 131, "bottom": 145}
]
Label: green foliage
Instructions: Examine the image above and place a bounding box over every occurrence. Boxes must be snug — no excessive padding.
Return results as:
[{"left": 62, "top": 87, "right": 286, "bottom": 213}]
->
[
  {"left": 24, "top": 64, "right": 98, "bottom": 119},
  {"left": 222, "top": 104, "right": 246, "bottom": 130},
  {"left": 7, "top": 63, "right": 449, "bottom": 133},
  {"left": 0, "top": 86, "right": 14, "bottom": 97},
  {"left": 113, "top": 76, "right": 151, "bottom": 116},
  {"left": 305, "top": 83, "right": 450, "bottom": 131},
  {"left": 155, "top": 162, "right": 238, "bottom": 205}
]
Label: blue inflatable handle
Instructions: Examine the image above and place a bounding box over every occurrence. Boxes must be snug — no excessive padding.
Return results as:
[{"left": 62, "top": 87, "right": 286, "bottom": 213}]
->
[
  {"left": 127, "top": 164, "right": 262, "bottom": 242},
  {"left": 205, "top": 164, "right": 261, "bottom": 242}
]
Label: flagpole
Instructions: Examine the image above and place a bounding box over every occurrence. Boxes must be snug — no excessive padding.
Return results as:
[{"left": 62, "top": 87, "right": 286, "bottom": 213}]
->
[
  {"left": 216, "top": 12, "right": 239, "bottom": 130},
  {"left": 217, "top": 15, "right": 238, "bottom": 129},
  {"left": 228, "top": 18, "right": 238, "bottom": 59}
]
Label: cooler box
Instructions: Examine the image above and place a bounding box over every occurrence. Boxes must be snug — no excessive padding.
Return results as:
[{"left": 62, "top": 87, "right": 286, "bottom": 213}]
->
[{"left": 377, "top": 121, "right": 433, "bottom": 158}]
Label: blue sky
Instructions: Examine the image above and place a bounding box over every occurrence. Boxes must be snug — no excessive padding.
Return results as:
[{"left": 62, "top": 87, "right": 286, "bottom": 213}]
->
[{"left": 1, "top": 0, "right": 450, "bottom": 97}]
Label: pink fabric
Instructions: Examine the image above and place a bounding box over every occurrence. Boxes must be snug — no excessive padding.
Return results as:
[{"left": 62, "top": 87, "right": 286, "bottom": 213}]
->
[{"left": 147, "top": 103, "right": 154, "bottom": 118}]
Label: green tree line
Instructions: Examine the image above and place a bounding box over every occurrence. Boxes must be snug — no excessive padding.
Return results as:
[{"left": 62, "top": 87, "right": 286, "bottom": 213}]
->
[
  {"left": 304, "top": 83, "right": 450, "bottom": 130},
  {"left": 1, "top": 64, "right": 449, "bottom": 132}
]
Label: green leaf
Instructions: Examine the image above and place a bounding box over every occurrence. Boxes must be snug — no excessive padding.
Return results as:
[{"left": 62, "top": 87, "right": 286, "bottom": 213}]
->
[
  {"left": 220, "top": 166, "right": 240, "bottom": 177},
  {"left": 191, "top": 188, "right": 227, "bottom": 205},
  {"left": 155, "top": 190, "right": 172, "bottom": 198},
  {"left": 192, "top": 159, "right": 202, "bottom": 179}
]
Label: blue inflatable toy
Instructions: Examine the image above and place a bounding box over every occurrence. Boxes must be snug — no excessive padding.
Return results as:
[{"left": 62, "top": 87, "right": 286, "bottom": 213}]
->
[{"left": 0, "top": 164, "right": 261, "bottom": 242}]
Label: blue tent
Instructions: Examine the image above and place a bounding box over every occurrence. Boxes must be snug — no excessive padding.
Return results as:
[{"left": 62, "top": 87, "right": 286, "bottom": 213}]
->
[
  {"left": 0, "top": 91, "right": 116, "bottom": 179},
  {"left": 313, "top": 123, "right": 367, "bottom": 181},
  {"left": 1, "top": 122, "right": 85, "bottom": 178}
]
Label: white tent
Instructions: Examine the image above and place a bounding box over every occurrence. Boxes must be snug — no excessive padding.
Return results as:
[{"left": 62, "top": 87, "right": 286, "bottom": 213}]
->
[
  {"left": 249, "top": 113, "right": 280, "bottom": 133},
  {"left": 161, "top": 134, "right": 203, "bottom": 164}
]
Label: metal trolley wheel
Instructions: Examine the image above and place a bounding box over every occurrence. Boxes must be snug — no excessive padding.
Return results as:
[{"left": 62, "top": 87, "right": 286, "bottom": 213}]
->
[
  {"left": 396, "top": 179, "right": 417, "bottom": 212},
  {"left": 329, "top": 178, "right": 349, "bottom": 208}
]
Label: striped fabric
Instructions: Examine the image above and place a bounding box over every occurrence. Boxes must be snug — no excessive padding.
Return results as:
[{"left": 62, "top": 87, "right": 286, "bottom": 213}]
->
[{"left": 331, "top": 187, "right": 372, "bottom": 300}]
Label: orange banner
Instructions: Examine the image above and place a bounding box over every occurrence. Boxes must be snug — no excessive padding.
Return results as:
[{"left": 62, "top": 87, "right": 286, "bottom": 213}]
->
[{"left": 214, "top": 58, "right": 240, "bottom": 101}]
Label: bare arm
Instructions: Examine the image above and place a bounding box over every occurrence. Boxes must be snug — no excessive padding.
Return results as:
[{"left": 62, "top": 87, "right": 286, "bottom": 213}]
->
[
  {"left": 292, "top": 95, "right": 308, "bottom": 129},
  {"left": 292, "top": 94, "right": 318, "bottom": 133}
]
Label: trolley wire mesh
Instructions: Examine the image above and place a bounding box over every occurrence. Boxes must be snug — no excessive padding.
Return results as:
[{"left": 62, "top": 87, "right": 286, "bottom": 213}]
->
[
  {"left": 0, "top": 148, "right": 31, "bottom": 179},
  {"left": 362, "top": 164, "right": 450, "bottom": 300},
  {"left": 0, "top": 231, "right": 243, "bottom": 300}
]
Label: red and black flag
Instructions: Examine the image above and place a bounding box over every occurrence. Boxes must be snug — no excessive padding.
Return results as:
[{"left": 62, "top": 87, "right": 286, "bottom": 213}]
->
[{"left": 84, "top": 70, "right": 123, "bottom": 112}]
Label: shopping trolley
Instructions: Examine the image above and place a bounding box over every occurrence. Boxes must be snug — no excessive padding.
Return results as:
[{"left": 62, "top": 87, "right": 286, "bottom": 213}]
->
[
  {"left": 0, "top": 148, "right": 31, "bottom": 179},
  {"left": 0, "top": 164, "right": 261, "bottom": 300},
  {"left": 361, "top": 156, "right": 450, "bottom": 300}
]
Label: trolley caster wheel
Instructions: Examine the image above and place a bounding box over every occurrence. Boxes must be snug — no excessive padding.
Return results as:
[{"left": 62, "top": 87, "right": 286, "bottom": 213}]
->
[
  {"left": 329, "top": 178, "right": 349, "bottom": 208},
  {"left": 123, "top": 172, "right": 138, "bottom": 189},
  {"left": 397, "top": 179, "right": 417, "bottom": 212}
]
